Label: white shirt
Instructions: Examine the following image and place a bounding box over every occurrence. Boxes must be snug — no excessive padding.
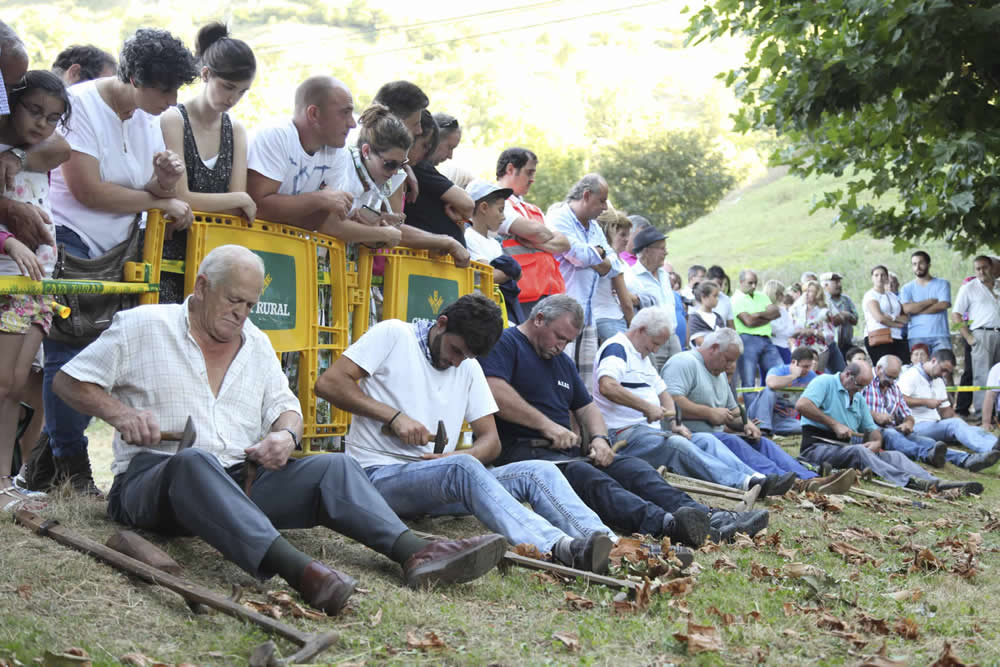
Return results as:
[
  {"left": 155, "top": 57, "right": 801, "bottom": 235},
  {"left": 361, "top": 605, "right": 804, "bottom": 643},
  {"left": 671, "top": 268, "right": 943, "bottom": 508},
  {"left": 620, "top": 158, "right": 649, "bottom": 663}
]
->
[
  {"left": 898, "top": 365, "right": 949, "bottom": 424},
  {"left": 465, "top": 227, "right": 504, "bottom": 262},
  {"left": 863, "top": 289, "right": 904, "bottom": 339},
  {"left": 0, "top": 142, "right": 55, "bottom": 277},
  {"left": 593, "top": 332, "right": 667, "bottom": 431},
  {"left": 988, "top": 362, "right": 1000, "bottom": 412},
  {"left": 499, "top": 194, "right": 543, "bottom": 236},
  {"left": 953, "top": 278, "right": 1000, "bottom": 330},
  {"left": 714, "top": 292, "right": 734, "bottom": 324},
  {"left": 49, "top": 80, "right": 165, "bottom": 256},
  {"left": 334, "top": 146, "right": 406, "bottom": 216},
  {"left": 770, "top": 306, "right": 795, "bottom": 348},
  {"left": 248, "top": 119, "right": 348, "bottom": 195},
  {"left": 592, "top": 252, "right": 628, "bottom": 322},
  {"left": 625, "top": 262, "right": 677, "bottom": 332},
  {"left": 343, "top": 320, "right": 498, "bottom": 468},
  {"left": 60, "top": 300, "right": 301, "bottom": 476}
]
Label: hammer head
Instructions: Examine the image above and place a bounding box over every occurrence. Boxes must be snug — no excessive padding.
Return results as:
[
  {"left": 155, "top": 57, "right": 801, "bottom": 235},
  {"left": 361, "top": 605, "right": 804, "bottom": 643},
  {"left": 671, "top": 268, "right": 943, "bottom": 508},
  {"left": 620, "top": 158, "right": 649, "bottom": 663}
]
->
[
  {"left": 433, "top": 420, "right": 448, "bottom": 454},
  {"left": 177, "top": 416, "right": 196, "bottom": 450}
]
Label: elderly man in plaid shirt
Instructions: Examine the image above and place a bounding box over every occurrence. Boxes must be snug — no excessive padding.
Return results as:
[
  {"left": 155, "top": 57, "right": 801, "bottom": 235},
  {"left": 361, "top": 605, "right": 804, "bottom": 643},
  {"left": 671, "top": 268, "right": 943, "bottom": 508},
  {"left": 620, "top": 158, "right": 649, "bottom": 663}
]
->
[{"left": 863, "top": 355, "right": 999, "bottom": 472}]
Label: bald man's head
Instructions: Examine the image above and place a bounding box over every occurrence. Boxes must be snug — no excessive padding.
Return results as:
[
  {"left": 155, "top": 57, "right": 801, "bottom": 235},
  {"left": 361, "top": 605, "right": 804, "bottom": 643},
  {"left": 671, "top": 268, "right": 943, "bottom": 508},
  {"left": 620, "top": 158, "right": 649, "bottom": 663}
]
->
[
  {"left": 294, "top": 75, "right": 350, "bottom": 114},
  {"left": 0, "top": 22, "right": 28, "bottom": 91}
]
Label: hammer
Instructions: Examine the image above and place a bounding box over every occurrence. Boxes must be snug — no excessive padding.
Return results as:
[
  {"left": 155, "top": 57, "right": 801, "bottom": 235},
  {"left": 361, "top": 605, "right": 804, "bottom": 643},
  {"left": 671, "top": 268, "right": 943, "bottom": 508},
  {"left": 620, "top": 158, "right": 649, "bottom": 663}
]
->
[
  {"left": 159, "top": 416, "right": 196, "bottom": 449},
  {"left": 381, "top": 418, "right": 449, "bottom": 454}
]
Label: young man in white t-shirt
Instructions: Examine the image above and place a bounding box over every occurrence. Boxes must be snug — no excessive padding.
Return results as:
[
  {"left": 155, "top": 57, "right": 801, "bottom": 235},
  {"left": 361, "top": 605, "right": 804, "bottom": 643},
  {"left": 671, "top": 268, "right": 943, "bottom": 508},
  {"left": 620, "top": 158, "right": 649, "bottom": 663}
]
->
[
  {"left": 315, "top": 294, "right": 622, "bottom": 574},
  {"left": 898, "top": 348, "right": 998, "bottom": 452},
  {"left": 984, "top": 361, "right": 1000, "bottom": 430}
]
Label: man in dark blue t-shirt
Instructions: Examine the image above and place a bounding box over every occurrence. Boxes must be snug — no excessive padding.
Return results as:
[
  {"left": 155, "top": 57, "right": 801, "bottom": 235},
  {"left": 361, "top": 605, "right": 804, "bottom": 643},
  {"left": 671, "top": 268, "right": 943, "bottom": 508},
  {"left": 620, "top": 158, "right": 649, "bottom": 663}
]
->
[{"left": 479, "top": 295, "right": 769, "bottom": 545}]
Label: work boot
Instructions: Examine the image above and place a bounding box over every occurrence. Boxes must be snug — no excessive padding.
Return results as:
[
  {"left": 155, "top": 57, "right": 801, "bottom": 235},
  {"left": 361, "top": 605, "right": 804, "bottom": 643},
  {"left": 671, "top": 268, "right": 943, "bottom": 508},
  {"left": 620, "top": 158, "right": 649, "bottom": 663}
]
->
[
  {"left": 402, "top": 534, "right": 506, "bottom": 589},
  {"left": 708, "top": 509, "right": 770, "bottom": 543},
  {"left": 19, "top": 433, "right": 55, "bottom": 492},
  {"left": 557, "top": 532, "right": 613, "bottom": 574},
  {"left": 642, "top": 543, "right": 696, "bottom": 569},
  {"left": 934, "top": 481, "right": 984, "bottom": 496},
  {"left": 927, "top": 442, "right": 948, "bottom": 468},
  {"left": 905, "top": 477, "right": 935, "bottom": 492},
  {"left": 811, "top": 469, "right": 857, "bottom": 495},
  {"left": 661, "top": 507, "right": 710, "bottom": 548},
  {"left": 757, "top": 471, "right": 797, "bottom": 497},
  {"left": 963, "top": 450, "right": 1000, "bottom": 473},
  {"left": 53, "top": 453, "right": 104, "bottom": 498},
  {"left": 298, "top": 560, "right": 357, "bottom": 615}
]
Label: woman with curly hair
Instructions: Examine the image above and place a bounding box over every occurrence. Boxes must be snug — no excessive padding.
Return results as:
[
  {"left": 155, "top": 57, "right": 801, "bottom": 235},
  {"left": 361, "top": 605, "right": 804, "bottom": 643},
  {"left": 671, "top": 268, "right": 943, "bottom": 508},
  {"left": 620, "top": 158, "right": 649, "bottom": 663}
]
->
[{"left": 38, "top": 28, "right": 198, "bottom": 496}]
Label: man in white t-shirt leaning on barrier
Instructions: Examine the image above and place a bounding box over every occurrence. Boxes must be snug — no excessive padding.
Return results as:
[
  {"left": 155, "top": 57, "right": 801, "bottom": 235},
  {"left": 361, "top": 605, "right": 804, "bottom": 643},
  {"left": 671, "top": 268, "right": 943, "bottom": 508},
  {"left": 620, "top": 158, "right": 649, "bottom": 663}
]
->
[
  {"left": 897, "top": 348, "right": 999, "bottom": 453},
  {"left": 315, "top": 293, "right": 620, "bottom": 574}
]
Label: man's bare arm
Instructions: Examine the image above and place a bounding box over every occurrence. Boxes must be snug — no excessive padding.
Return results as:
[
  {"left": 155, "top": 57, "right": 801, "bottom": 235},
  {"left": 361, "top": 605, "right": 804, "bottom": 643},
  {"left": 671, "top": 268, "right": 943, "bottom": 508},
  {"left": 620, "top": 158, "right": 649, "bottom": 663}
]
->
[{"left": 53, "top": 371, "right": 162, "bottom": 445}]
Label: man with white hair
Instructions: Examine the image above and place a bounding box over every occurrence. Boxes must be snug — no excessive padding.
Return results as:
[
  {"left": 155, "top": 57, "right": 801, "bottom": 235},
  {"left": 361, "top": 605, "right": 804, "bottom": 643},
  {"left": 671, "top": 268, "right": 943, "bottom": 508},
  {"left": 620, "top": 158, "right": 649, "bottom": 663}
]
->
[
  {"left": 593, "top": 308, "right": 797, "bottom": 497},
  {"left": 663, "top": 329, "right": 848, "bottom": 492},
  {"left": 52, "top": 245, "right": 506, "bottom": 616}
]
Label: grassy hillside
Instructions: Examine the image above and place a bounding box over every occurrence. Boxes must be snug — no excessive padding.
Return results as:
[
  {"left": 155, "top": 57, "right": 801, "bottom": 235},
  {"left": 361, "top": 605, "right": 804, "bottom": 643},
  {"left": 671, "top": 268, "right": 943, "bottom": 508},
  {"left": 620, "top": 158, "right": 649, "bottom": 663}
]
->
[{"left": 667, "top": 169, "right": 984, "bottom": 331}]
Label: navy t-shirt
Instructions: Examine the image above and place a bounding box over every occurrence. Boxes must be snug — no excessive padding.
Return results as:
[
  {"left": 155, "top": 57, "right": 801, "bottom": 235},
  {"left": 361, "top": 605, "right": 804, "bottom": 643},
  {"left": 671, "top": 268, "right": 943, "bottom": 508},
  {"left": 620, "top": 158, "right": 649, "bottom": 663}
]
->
[
  {"left": 478, "top": 327, "right": 591, "bottom": 443},
  {"left": 406, "top": 160, "right": 466, "bottom": 247}
]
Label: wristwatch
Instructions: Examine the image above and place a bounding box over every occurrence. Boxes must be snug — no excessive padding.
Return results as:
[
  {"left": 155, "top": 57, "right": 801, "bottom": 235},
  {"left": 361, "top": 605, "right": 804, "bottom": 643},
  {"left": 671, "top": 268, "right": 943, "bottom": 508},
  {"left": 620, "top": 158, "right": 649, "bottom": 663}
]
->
[
  {"left": 281, "top": 427, "right": 302, "bottom": 451},
  {"left": 7, "top": 148, "right": 27, "bottom": 170}
]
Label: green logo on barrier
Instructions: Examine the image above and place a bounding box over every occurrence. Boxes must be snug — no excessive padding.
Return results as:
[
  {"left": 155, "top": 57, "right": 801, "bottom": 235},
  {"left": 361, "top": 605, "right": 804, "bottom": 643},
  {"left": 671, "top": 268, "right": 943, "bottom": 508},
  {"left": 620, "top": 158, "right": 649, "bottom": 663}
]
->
[
  {"left": 250, "top": 251, "right": 296, "bottom": 330},
  {"left": 406, "top": 275, "right": 459, "bottom": 321}
]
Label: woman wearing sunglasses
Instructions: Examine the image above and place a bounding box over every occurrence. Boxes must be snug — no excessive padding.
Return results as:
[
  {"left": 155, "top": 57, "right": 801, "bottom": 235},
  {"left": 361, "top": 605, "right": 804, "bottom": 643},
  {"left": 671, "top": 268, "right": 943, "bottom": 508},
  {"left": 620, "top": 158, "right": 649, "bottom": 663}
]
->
[{"left": 339, "top": 103, "right": 409, "bottom": 234}]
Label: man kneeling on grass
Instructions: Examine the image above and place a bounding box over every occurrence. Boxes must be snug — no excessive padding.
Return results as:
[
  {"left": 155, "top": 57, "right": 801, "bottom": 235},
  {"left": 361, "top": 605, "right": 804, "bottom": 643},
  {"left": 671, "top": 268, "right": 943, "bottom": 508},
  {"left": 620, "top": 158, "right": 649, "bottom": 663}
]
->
[
  {"left": 315, "top": 293, "right": 619, "bottom": 574},
  {"left": 53, "top": 246, "right": 505, "bottom": 617},
  {"left": 795, "top": 360, "right": 983, "bottom": 496},
  {"left": 479, "top": 295, "right": 770, "bottom": 546}
]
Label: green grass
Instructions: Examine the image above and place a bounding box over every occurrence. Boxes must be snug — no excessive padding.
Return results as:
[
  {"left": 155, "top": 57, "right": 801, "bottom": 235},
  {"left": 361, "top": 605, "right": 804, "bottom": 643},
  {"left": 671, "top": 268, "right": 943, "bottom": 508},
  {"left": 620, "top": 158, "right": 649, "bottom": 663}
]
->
[
  {"left": 4, "top": 425, "right": 1000, "bottom": 665},
  {"left": 667, "top": 169, "right": 988, "bottom": 332}
]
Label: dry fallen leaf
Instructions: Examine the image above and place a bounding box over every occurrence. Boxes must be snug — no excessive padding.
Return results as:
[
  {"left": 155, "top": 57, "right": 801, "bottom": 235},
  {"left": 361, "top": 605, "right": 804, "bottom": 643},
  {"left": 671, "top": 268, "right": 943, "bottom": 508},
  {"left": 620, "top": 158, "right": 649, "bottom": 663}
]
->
[
  {"left": 512, "top": 543, "right": 546, "bottom": 560},
  {"left": 564, "top": 591, "right": 594, "bottom": 611},
  {"left": 15, "top": 585, "right": 31, "bottom": 601},
  {"left": 552, "top": 631, "right": 580, "bottom": 652},
  {"left": 856, "top": 612, "right": 890, "bottom": 635},
  {"left": 406, "top": 631, "right": 447, "bottom": 651},
  {"left": 706, "top": 605, "right": 736, "bottom": 626},
  {"left": 828, "top": 541, "right": 883, "bottom": 566},
  {"left": 893, "top": 617, "right": 919, "bottom": 640},
  {"left": 673, "top": 621, "right": 723, "bottom": 654},
  {"left": 930, "top": 641, "right": 968, "bottom": 667},
  {"left": 777, "top": 547, "right": 799, "bottom": 560},
  {"left": 884, "top": 589, "right": 923, "bottom": 603},
  {"left": 41, "top": 648, "right": 91, "bottom": 667},
  {"left": 660, "top": 576, "right": 696, "bottom": 597},
  {"left": 668, "top": 598, "right": 691, "bottom": 615},
  {"left": 783, "top": 562, "right": 826, "bottom": 579},
  {"left": 829, "top": 630, "right": 868, "bottom": 649},
  {"left": 909, "top": 548, "right": 946, "bottom": 572},
  {"left": 816, "top": 612, "right": 847, "bottom": 631},
  {"left": 369, "top": 608, "right": 383, "bottom": 628},
  {"left": 243, "top": 600, "right": 283, "bottom": 619},
  {"left": 119, "top": 654, "right": 155, "bottom": 667},
  {"left": 713, "top": 555, "right": 737, "bottom": 571}
]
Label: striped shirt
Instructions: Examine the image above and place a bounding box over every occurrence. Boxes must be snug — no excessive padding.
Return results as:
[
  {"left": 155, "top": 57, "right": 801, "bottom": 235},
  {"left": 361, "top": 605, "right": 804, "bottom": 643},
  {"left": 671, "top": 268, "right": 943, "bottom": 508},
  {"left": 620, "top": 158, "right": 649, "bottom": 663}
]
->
[
  {"left": 593, "top": 332, "right": 666, "bottom": 430},
  {"left": 861, "top": 380, "right": 912, "bottom": 425}
]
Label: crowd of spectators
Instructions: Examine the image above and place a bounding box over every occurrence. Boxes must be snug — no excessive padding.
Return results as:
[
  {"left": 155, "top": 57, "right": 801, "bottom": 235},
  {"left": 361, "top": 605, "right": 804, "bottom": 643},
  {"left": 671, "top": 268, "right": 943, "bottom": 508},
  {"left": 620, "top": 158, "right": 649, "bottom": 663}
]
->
[{"left": 1, "top": 21, "right": 1000, "bottom": 609}]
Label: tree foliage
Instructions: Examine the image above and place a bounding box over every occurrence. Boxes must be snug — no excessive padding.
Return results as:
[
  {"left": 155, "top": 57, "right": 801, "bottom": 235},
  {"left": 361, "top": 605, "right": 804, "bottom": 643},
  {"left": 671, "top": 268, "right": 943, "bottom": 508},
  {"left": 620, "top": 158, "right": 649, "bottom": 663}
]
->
[
  {"left": 596, "top": 130, "right": 737, "bottom": 229},
  {"left": 688, "top": 0, "right": 1000, "bottom": 254}
]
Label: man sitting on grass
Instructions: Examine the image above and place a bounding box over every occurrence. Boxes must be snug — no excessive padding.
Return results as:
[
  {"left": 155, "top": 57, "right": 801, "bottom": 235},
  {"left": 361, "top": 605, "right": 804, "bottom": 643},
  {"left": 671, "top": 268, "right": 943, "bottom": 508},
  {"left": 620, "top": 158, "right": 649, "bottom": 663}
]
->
[
  {"left": 479, "top": 295, "right": 770, "bottom": 546},
  {"left": 747, "top": 347, "right": 819, "bottom": 436},
  {"left": 53, "top": 245, "right": 505, "bottom": 617},
  {"left": 795, "top": 361, "right": 983, "bottom": 495}
]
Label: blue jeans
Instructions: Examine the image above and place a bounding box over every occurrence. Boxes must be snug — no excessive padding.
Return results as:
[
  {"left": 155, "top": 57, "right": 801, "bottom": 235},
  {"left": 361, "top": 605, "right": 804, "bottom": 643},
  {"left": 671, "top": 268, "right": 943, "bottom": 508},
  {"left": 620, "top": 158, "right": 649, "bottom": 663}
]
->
[
  {"left": 747, "top": 388, "right": 802, "bottom": 435},
  {"left": 881, "top": 428, "right": 968, "bottom": 466},
  {"left": 913, "top": 418, "right": 997, "bottom": 453},
  {"left": 908, "top": 336, "right": 952, "bottom": 353},
  {"left": 801, "top": 443, "right": 936, "bottom": 487},
  {"left": 596, "top": 318, "right": 627, "bottom": 346},
  {"left": 775, "top": 346, "right": 791, "bottom": 364},
  {"left": 494, "top": 442, "right": 709, "bottom": 538},
  {"left": 610, "top": 424, "right": 760, "bottom": 489},
  {"left": 364, "top": 455, "right": 608, "bottom": 552},
  {"left": 738, "top": 334, "right": 782, "bottom": 410},
  {"left": 714, "top": 432, "right": 817, "bottom": 479},
  {"left": 42, "top": 226, "right": 93, "bottom": 458},
  {"left": 825, "top": 343, "right": 846, "bottom": 373}
]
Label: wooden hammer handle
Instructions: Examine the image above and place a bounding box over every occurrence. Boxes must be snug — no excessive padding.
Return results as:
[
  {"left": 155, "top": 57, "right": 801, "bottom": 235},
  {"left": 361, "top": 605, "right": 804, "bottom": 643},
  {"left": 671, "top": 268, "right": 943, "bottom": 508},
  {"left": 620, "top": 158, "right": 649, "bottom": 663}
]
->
[{"left": 160, "top": 431, "right": 184, "bottom": 441}]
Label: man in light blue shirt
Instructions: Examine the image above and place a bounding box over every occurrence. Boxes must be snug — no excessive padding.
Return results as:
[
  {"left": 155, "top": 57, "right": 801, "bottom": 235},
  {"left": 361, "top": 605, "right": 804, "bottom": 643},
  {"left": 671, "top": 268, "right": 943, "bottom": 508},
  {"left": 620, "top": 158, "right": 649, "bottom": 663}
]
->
[
  {"left": 548, "top": 174, "right": 613, "bottom": 388},
  {"left": 900, "top": 251, "right": 952, "bottom": 352}
]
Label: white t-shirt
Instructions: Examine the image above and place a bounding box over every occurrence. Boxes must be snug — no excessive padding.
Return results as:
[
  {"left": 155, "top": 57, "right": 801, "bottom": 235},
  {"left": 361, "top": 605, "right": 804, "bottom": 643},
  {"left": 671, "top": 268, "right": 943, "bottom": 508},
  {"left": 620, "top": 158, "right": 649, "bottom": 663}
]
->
[
  {"left": 248, "top": 119, "right": 349, "bottom": 195},
  {"left": 863, "top": 289, "right": 903, "bottom": 339},
  {"left": 953, "top": 279, "right": 1000, "bottom": 330},
  {"left": 898, "top": 365, "right": 949, "bottom": 423},
  {"left": 988, "top": 362, "right": 1000, "bottom": 413},
  {"left": 343, "top": 320, "right": 498, "bottom": 468},
  {"left": 593, "top": 332, "right": 667, "bottom": 431},
  {"left": 592, "top": 253, "right": 627, "bottom": 321},
  {"left": 770, "top": 306, "right": 795, "bottom": 348},
  {"left": 49, "top": 80, "right": 165, "bottom": 256},
  {"left": 714, "top": 292, "right": 734, "bottom": 324},
  {"left": 465, "top": 227, "right": 503, "bottom": 262},
  {"left": 0, "top": 141, "right": 55, "bottom": 277}
]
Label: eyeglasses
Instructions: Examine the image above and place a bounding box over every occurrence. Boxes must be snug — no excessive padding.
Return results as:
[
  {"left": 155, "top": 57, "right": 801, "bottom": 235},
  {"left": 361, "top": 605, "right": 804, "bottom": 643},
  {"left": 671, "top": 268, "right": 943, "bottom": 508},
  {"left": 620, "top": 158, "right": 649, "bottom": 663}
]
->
[
  {"left": 436, "top": 115, "right": 459, "bottom": 130},
  {"left": 372, "top": 149, "right": 409, "bottom": 172},
  {"left": 18, "top": 100, "right": 64, "bottom": 127}
]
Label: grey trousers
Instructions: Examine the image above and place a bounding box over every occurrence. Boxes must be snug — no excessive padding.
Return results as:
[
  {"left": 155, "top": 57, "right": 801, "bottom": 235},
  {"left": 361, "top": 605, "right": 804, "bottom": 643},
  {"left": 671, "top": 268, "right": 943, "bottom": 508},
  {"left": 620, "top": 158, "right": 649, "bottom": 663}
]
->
[
  {"left": 107, "top": 449, "right": 409, "bottom": 578},
  {"left": 971, "top": 329, "right": 1000, "bottom": 412},
  {"left": 800, "top": 444, "right": 937, "bottom": 487}
]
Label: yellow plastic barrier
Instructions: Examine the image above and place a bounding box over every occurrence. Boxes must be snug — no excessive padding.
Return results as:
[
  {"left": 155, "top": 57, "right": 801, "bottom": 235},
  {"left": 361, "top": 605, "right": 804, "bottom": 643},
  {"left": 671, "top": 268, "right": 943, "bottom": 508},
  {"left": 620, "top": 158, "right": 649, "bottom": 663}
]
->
[{"left": 144, "top": 211, "right": 368, "bottom": 454}]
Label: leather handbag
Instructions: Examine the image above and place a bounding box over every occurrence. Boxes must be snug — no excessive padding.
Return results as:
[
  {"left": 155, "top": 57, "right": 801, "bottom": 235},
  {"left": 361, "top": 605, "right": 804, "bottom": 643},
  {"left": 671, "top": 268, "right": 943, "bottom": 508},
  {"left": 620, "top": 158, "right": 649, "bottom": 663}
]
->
[
  {"left": 868, "top": 327, "right": 893, "bottom": 347},
  {"left": 47, "top": 216, "right": 143, "bottom": 346}
]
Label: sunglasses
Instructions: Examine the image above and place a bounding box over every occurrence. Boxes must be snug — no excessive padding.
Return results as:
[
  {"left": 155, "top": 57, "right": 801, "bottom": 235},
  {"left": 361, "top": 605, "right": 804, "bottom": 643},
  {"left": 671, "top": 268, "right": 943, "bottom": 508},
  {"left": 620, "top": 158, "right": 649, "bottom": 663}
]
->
[
  {"left": 436, "top": 116, "right": 459, "bottom": 130},
  {"left": 371, "top": 149, "right": 409, "bottom": 172}
]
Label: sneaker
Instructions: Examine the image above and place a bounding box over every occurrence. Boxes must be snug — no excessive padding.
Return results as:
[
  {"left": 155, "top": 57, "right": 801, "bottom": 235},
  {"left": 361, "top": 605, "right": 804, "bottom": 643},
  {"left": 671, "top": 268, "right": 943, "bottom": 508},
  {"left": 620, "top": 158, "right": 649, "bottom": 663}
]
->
[
  {"left": 935, "top": 481, "right": 985, "bottom": 496},
  {"left": 927, "top": 442, "right": 948, "bottom": 468},
  {"left": 563, "top": 532, "right": 613, "bottom": 574},
  {"left": 708, "top": 509, "right": 770, "bottom": 542},
  {"left": 21, "top": 432, "right": 55, "bottom": 492},
  {"left": 0, "top": 484, "right": 48, "bottom": 514},
  {"left": 12, "top": 469, "right": 47, "bottom": 498},
  {"left": 964, "top": 450, "right": 1000, "bottom": 473},
  {"left": 906, "top": 477, "right": 935, "bottom": 492},
  {"left": 661, "top": 507, "right": 710, "bottom": 548}
]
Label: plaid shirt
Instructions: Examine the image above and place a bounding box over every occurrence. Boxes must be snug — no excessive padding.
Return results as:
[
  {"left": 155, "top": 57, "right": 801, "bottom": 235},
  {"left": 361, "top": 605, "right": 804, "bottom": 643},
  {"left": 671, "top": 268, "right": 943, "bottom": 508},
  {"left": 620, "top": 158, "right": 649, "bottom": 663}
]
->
[
  {"left": 861, "top": 380, "right": 912, "bottom": 425},
  {"left": 0, "top": 66, "right": 8, "bottom": 115}
]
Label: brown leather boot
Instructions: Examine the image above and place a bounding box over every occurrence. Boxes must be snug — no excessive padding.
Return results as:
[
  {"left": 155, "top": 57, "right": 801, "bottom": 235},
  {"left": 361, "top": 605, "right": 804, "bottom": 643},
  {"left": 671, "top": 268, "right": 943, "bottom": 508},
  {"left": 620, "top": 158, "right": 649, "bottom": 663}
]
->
[
  {"left": 402, "top": 534, "right": 506, "bottom": 589},
  {"left": 298, "top": 561, "right": 357, "bottom": 615}
]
